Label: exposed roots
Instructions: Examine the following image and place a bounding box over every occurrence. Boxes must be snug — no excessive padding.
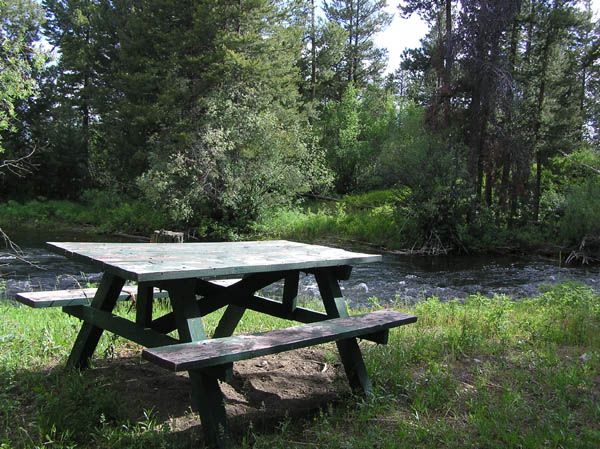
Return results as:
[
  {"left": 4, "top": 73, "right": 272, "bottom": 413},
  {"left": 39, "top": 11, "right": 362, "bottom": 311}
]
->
[{"left": 566, "top": 235, "right": 600, "bottom": 265}]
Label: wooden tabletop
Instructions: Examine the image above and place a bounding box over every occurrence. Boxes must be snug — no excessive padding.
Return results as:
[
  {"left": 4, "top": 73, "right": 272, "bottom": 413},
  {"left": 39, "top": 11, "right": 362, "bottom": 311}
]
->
[{"left": 47, "top": 240, "right": 382, "bottom": 282}]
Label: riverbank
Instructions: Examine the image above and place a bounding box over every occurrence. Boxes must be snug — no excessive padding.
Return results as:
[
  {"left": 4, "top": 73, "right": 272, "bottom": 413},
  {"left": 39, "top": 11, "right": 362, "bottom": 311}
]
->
[
  {"left": 0, "top": 191, "right": 169, "bottom": 236},
  {"left": 254, "top": 189, "right": 573, "bottom": 257},
  {"left": 1, "top": 283, "right": 598, "bottom": 448},
  {"left": 0, "top": 188, "right": 592, "bottom": 258}
]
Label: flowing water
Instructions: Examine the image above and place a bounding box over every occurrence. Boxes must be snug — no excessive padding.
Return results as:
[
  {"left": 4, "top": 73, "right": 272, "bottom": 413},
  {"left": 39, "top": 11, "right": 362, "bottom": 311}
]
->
[{"left": 1, "top": 228, "right": 599, "bottom": 307}]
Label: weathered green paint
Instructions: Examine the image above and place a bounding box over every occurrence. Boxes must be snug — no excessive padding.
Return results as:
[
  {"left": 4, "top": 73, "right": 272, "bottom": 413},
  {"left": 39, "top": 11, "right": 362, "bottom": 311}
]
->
[
  {"left": 282, "top": 272, "right": 299, "bottom": 316},
  {"left": 213, "top": 305, "right": 246, "bottom": 339},
  {"left": 149, "top": 298, "right": 227, "bottom": 334},
  {"left": 142, "top": 310, "right": 417, "bottom": 371},
  {"left": 227, "top": 293, "right": 325, "bottom": 322},
  {"left": 195, "top": 271, "right": 289, "bottom": 299},
  {"left": 167, "top": 278, "right": 231, "bottom": 449},
  {"left": 315, "top": 269, "right": 372, "bottom": 396},
  {"left": 167, "top": 279, "right": 206, "bottom": 341},
  {"left": 66, "top": 273, "right": 125, "bottom": 369},
  {"left": 63, "top": 305, "right": 177, "bottom": 348},
  {"left": 178, "top": 282, "right": 386, "bottom": 344},
  {"left": 135, "top": 283, "right": 154, "bottom": 327},
  {"left": 15, "top": 286, "right": 168, "bottom": 308},
  {"left": 149, "top": 312, "right": 178, "bottom": 334},
  {"left": 315, "top": 270, "right": 350, "bottom": 318},
  {"left": 189, "top": 370, "right": 232, "bottom": 448},
  {"left": 41, "top": 240, "right": 386, "bottom": 448},
  {"left": 306, "top": 265, "right": 353, "bottom": 280},
  {"left": 47, "top": 241, "right": 381, "bottom": 282},
  {"left": 211, "top": 305, "right": 245, "bottom": 383}
]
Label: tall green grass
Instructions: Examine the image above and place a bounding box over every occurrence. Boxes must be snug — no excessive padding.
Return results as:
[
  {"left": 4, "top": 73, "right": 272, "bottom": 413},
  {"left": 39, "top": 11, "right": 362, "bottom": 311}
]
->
[
  {"left": 255, "top": 188, "right": 418, "bottom": 249},
  {"left": 1, "top": 283, "right": 598, "bottom": 448},
  {"left": 0, "top": 190, "right": 169, "bottom": 234}
]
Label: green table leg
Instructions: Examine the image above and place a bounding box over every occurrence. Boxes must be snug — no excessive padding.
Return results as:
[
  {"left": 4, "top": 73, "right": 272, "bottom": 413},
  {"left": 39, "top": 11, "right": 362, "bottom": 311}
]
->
[
  {"left": 135, "top": 282, "right": 154, "bottom": 327},
  {"left": 315, "top": 269, "right": 373, "bottom": 396},
  {"left": 282, "top": 271, "right": 299, "bottom": 316},
  {"left": 168, "top": 279, "right": 232, "bottom": 449},
  {"left": 189, "top": 370, "right": 231, "bottom": 448},
  {"left": 213, "top": 305, "right": 245, "bottom": 339},
  {"left": 212, "top": 304, "right": 245, "bottom": 383},
  {"left": 66, "top": 273, "right": 125, "bottom": 369}
]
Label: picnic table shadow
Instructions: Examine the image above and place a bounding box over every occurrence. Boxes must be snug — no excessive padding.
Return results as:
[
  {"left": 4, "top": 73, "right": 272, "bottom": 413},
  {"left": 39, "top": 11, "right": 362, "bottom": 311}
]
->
[{"left": 17, "top": 347, "right": 350, "bottom": 446}]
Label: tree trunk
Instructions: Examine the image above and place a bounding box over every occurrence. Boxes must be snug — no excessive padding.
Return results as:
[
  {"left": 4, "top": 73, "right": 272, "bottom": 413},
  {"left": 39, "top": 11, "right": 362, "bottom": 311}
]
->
[
  {"left": 353, "top": 0, "right": 360, "bottom": 84},
  {"left": 310, "top": 0, "right": 316, "bottom": 99},
  {"left": 347, "top": 0, "right": 355, "bottom": 82},
  {"left": 500, "top": 16, "right": 520, "bottom": 216},
  {"left": 82, "top": 27, "right": 91, "bottom": 181},
  {"left": 442, "top": 0, "right": 453, "bottom": 123},
  {"left": 532, "top": 23, "right": 552, "bottom": 223}
]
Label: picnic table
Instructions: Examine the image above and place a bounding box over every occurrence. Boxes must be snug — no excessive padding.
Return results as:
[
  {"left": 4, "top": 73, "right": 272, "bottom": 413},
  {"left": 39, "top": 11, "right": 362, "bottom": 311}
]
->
[{"left": 16, "top": 240, "right": 417, "bottom": 448}]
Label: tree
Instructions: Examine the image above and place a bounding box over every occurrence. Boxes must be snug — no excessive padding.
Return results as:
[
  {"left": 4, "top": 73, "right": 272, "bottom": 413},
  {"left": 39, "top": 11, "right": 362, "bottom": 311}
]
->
[
  {"left": 297, "top": 0, "right": 346, "bottom": 103},
  {"left": 323, "top": 0, "right": 392, "bottom": 97},
  {"left": 137, "top": 0, "right": 331, "bottom": 229},
  {"left": 400, "top": 0, "right": 455, "bottom": 125},
  {"left": 42, "top": 0, "right": 120, "bottom": 189},
  {"left": 0, "top": 0, "right": 45, "bottom": 155}
]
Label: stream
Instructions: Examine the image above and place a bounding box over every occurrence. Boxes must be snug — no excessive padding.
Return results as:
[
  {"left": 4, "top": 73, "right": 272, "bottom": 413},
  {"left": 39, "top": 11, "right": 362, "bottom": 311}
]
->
[{"left": 1, "top": 228, "right": 599, "bottom": 307}]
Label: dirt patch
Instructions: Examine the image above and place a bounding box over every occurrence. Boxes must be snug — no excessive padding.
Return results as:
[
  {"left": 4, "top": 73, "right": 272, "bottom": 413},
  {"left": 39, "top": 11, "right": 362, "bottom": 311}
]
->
[{"left": 89, "top": 347, "right": 349, "bottom": 437}]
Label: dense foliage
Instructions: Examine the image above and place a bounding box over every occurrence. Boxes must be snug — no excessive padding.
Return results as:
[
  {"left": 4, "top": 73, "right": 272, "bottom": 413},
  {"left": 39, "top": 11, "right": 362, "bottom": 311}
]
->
[{"left": 0, "top": 0, "right": 598, "bottom": 251}]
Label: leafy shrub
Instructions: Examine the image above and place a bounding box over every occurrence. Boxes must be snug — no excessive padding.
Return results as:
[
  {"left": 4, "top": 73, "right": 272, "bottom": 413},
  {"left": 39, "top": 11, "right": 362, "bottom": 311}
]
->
[
  {"left": 559, "top": 178, "right": 600, "bottom": 244},
  {"left": 139, "top": 88, "right": 331, "bottom": 231}
]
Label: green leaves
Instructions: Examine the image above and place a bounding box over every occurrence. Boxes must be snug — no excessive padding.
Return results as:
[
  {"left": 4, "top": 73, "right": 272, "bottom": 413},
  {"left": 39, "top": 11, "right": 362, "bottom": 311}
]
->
[{"left": 0, "top": 0, "right": 46, "bottom": 154}]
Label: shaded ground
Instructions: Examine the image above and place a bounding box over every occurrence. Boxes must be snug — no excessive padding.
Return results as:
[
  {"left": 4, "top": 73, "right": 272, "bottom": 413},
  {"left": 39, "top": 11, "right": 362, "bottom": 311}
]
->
[{"left": 87, "top": 347, "right": 349, "bottom": 441}]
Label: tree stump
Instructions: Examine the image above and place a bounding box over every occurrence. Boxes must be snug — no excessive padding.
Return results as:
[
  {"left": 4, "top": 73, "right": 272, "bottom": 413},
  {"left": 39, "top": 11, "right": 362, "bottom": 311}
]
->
[{"left": 150, "top": 230, "right": 184, "bottom": 243}]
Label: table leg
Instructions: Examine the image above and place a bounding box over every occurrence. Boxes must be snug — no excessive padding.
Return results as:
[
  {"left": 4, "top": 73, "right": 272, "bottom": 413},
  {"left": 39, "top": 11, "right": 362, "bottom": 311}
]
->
[
  {"left": 315, "top": 269, "right": 373, "bottom": 396},
  {"left": 135, "top": 282, "right": 154, "bottom": 327},
  {"left": 282, "top": 271, "right": 299, "bottom": 316},
  {"left": 167, "top": 279, "right": 231, "bottom": 449},
  {"left": 213, "top": 305, "right": 245, "bottom": 338},
  {"left": 66, "top": 273, "right": 125, "bottom": 369}
]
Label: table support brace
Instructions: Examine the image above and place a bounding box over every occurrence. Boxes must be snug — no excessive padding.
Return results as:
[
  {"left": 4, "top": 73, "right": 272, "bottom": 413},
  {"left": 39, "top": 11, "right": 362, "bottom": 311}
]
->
[
  {"left": 315, "top": 269, "right": 373, "bottom": 397},
  {"left": 66, "top": 273, "right": 125, "bottom": 369}
]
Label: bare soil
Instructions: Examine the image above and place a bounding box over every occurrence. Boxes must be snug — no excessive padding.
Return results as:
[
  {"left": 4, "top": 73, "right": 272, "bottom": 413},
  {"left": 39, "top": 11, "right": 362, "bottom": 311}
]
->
[{"left": 89, "top": 347, "right": 349, "bottom": 440}]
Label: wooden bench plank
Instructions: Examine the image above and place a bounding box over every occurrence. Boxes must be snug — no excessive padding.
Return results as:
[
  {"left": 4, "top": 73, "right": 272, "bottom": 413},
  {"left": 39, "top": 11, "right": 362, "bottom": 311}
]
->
[
  {"left": 14, "top": 286, "right": 170, "bottom": 308},
  {"left": 15, "top": 279, "right": 243, "bottom": 308},
  {"left": 142, "top": 310, "right": 417, "bottom": 372}
]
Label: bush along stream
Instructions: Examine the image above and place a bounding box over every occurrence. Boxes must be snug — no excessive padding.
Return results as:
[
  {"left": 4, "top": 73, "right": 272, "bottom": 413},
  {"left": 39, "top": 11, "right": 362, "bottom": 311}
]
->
[{"left": 2, "top": 187, "right": 599, "bottom": 261}]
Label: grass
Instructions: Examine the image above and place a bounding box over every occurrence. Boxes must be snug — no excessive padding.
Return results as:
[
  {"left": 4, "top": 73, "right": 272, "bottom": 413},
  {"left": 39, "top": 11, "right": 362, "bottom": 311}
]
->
[
  {"left": 254, "top": 188, "right": 418, "bottom": 250},
  {"left": 1, "top": 283, "right": 599, "bottom": 448},
  {"left": 0, "top": 190, "right": 168, "bottom": 235},
  {"left": 255, "top": 188, "right": 574, "bottom": 254}
]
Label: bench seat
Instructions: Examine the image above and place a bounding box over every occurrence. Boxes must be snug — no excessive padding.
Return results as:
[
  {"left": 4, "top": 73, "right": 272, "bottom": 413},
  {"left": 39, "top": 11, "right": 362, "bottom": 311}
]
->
[
  {"left": 142, "top": 309, "right": 417, "bottom": 372},
  {"left": 15, "top": 278, "right": 243, "bottom": 308},
  {"left": 15, "top": 286, "right": 169, "bottom": 308}
]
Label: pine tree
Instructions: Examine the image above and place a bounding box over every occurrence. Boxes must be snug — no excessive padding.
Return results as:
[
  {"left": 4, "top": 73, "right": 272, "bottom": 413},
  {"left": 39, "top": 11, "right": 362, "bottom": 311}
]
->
[
  {"left": 323, "top": 0, "right": 392, "bottom": 97},
  {"left": 0, "top": 0, "right": 46, "bottom": 155}
]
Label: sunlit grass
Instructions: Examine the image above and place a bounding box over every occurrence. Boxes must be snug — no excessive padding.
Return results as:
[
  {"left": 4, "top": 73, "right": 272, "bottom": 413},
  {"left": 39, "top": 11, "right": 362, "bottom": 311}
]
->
[
  {"left": 255, "top": 188, "right": 417, "bottom": 250},
  {"left": 1, "top": 283, "right": 599, "bottom": 448}
]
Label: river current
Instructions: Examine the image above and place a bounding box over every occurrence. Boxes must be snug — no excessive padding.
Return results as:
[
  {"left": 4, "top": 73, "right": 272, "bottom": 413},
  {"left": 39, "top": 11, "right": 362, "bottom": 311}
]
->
[{"left": 1, "top": 228, "right": 598, "bottom": 307}]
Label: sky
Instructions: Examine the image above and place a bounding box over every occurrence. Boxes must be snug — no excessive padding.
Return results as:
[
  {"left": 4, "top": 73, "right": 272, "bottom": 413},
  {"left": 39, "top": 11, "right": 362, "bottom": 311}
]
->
[{"left": 375, "top": 0, "right": 600, "bottom": 74}]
